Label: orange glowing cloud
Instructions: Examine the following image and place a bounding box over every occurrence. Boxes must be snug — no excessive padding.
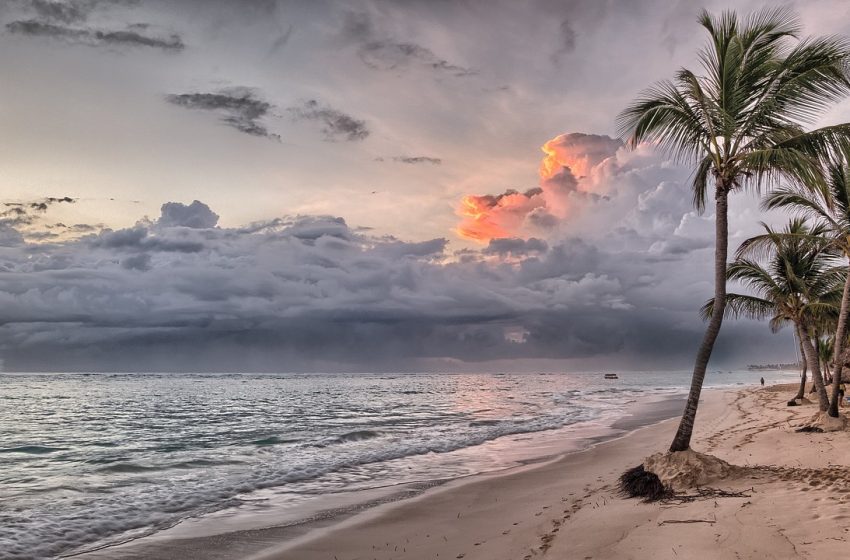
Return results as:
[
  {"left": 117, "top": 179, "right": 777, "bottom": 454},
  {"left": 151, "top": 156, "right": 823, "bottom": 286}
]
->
[
  {"left": 539, "top": 133, "right": 621, "bottom": 182},
  {"left": 456, "top": 133, "right": 623, "bottom": 243},
  {"left": 456, "top": 189, "right": 544, "bottom": 241}
]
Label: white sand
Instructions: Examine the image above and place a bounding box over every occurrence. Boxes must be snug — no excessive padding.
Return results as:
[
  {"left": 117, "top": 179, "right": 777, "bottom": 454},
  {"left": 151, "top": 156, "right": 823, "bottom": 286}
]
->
[{"left": 254, "top": 385, "right": 850, "bottom": 560}]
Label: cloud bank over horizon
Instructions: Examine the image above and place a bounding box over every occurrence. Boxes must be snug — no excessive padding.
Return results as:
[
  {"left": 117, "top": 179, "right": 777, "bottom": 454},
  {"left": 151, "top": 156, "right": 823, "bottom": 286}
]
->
[{"left": 0, "top": 141, "right": 793, "bottom": 372}]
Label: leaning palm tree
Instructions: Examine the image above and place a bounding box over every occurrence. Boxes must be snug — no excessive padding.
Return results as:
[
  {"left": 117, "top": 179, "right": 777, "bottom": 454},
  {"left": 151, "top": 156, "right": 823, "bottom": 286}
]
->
[
  {"left": 617, "top": 7, "right": 850, "bottom": 452},
  {"left": 704, "top": 219, "right": 844, "bottom": 411},
  {"left": 762, "top": 159, "right": 850, "bottom": 416}
]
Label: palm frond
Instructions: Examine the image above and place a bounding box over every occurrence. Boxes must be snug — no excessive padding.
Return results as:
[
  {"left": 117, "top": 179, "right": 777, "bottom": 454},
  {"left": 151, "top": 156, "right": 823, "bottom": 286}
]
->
[{"left": 702, "top": 292, "right": 775, "bottom": 321}]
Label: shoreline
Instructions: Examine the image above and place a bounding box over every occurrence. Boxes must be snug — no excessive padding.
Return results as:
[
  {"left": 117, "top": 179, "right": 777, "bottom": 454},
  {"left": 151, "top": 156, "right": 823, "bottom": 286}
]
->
[
  {"left": 255, "top": 394, "right": 707, "bottom": 560},
  {"left": 261, "top": 382, "right": 850, "bottom": 560},
  {"left": 71, "top": 391, "right": 693, "bottom": 560}
]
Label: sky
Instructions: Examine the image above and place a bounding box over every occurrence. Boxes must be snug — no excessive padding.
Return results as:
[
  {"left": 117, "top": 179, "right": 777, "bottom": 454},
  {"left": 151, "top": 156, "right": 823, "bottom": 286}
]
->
[{"left": 1, "top": 0, "right": 850, "bottom": 372}]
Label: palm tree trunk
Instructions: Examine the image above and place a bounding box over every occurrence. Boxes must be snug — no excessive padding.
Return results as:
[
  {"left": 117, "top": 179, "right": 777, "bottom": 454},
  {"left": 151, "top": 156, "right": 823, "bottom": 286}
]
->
[
  {"left": 793, "top": 338, "right": 807, "bottom": 401},
  {"left": 810, "top": 326, "right": 821, "bottom": 394},
  {"left": 798, "top": 322, "right": 829, "bottom": 411},
  {"left": 827, "top": 263, "right": 850, "bottom": 417},
  {"left": 669, "top": 187, "right": 728, "bottom": 453}
]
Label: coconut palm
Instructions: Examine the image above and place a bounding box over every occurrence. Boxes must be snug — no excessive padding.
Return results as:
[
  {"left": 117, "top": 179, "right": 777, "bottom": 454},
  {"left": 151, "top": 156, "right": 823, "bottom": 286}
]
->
[
  {"left": 617, "top": 7, "right": 850, "bottom": 452},
  {"left": 704, "top": 219, "right": 843, "bottom": 411},
  {"left": 762, "top": 159, "right": 850, "bottom": 416}
]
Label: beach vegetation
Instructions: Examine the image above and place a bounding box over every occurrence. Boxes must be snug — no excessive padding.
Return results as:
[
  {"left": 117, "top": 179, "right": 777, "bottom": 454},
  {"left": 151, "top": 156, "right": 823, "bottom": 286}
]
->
[{"left": 618, "top": 6, "right": 850, "bottom": 452}]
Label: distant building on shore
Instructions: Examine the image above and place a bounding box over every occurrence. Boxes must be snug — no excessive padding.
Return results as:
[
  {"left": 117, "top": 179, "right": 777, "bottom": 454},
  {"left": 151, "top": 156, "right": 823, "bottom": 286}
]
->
[{"left": 746, "top": 362, "right": 802, "bottom": 371}]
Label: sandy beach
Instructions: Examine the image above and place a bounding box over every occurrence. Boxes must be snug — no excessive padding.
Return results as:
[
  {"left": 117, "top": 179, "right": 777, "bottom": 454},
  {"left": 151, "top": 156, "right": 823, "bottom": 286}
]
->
[{"left": 245, "top": 384, "right": 849, "bottom": 560}]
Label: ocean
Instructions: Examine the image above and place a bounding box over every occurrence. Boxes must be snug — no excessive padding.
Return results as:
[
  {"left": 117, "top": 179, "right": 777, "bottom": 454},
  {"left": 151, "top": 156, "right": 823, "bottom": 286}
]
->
[{"left": 0, "top": 369, "right": 797, "bottom": 559}]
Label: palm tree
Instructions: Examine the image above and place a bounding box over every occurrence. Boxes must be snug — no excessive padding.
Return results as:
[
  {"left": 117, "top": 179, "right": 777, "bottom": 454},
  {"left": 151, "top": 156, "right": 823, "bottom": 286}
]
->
[
  {"left": 704, "top": 219, "right": 844, "bottom": 411},
  {"left": 617, "top": 7, "right": 850, "bottom": 452},
  {"left": 762, "top": 159, "right": 850, "bottom": 416}
]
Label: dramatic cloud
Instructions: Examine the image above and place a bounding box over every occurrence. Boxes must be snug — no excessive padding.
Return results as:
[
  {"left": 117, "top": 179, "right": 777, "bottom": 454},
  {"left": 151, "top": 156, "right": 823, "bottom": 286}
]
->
[
  {"left": 4, "top": 0, "right": 184, "bottom": 51},
  {"left": 482, "top": 237, "right": 548, "bottom": 258},
  {"left": 457, "top": 132, "right": 624, "bottom": 242},
  {"left": 6, "top": 19, "right": 184, "bottom": 51},
  {"left": 0, "top": 195, "right": 726, "bottom": 372},
  {"left": 159, "top": 200, "right": 220, "bottom": 229},
  {"left": 167, "top": 89, "right": 279, "bottom": 140},
  {"left": 288, "top": 99, "right": 369, "bottom": 142},
  {"left": 457, "top": 188, "right": 548, "bottom": 242},
  {"left": 539, "top": 133, "right": 623, "bottom": 180},
  {"left": 339, "top": 11, "right": 476, "bottom": 77}
]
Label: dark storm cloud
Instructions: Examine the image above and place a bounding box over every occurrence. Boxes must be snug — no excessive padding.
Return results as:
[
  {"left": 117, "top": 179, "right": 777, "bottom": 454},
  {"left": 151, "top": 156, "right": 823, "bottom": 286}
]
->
[
  {"left": 95, "top": 28, "right": 183, "bottom": 50},
  {"left": 483, "top": 237, "right": 548, "bottom": 257},
  {"left": 391, "top": 156, "right": 441, "bottom": 165},
  {"left": 288, "top": 99, "right": 369, "bottom": 142},
  {"left": 90, "top": 226, "right": 206, "bottom": 253},
  {"left": 159, "top": 200, "right": 219, "bottom": 229},
  {"left": 6, "top": 0, "right": 183, "bottom": 50},
  {"left": 121, "top": 252, "right": 151, "bottom": 271},
  {"left": 6, "top": 19, "right": 184, "bottom": 51},
  {"left": 286, "top": 216, "right": 353, "bottom": 241},
  {"left": 6, "top": 19, "right": 84, "bottom": 39},
  {"left": 166, "top": 89, "right": 279, "bottom": 140},
  {"left": 0, "top": 187, "right": 795, "bottom": 372},
  {"left": 375, "top": 237, "right": 448, "bottom": 260},
  {"left": 0, "top": 196, "right": 725, "bottom": 372}
]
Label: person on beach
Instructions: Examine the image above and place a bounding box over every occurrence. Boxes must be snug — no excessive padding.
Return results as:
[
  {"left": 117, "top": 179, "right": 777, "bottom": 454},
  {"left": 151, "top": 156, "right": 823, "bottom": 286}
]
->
[{"left": 760, "top": 377, "right": 765, "bottom": 387}]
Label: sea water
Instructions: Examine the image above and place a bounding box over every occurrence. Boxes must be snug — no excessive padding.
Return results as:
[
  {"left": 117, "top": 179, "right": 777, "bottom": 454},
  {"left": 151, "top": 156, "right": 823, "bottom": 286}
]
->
[{"left": 0, "top": 369, "right": 796, "bottom": 559}]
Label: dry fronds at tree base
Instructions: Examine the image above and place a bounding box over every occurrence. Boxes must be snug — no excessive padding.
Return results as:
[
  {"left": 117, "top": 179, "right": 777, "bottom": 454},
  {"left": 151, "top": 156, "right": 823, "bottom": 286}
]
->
[
  {"left": 618, "top": 464, "right": 673, "bottom": 502},
  {"left": 795, "top": 425, "right": 824, "bottom": 433},
  {"left": 661, "top": 487, "right": 752, "bottom": 504},
  {"left": 618, "top": 465, "right": 753, "bottom": 504}
]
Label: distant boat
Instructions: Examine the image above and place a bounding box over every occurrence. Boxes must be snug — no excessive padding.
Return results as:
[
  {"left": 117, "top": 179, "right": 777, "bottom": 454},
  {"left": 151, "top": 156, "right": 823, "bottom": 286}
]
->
[{"left": 604, "top": 373, "right": 619, "bottom": 380}]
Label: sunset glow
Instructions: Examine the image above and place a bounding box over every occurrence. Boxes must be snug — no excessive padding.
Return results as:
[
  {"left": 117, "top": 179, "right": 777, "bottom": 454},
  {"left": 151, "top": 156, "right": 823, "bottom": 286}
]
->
[
  {"left": 539, "top": 134, "right": 604, "bottom": 181},
  {"left": 539, "top": 136, "right": 572, "bottom": 182},
  {"left": 456, "top": 192, "right": 533, "bottom": 241},
  {"left": 456, "top": 132, "right": 625, "bottom": 243}
]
